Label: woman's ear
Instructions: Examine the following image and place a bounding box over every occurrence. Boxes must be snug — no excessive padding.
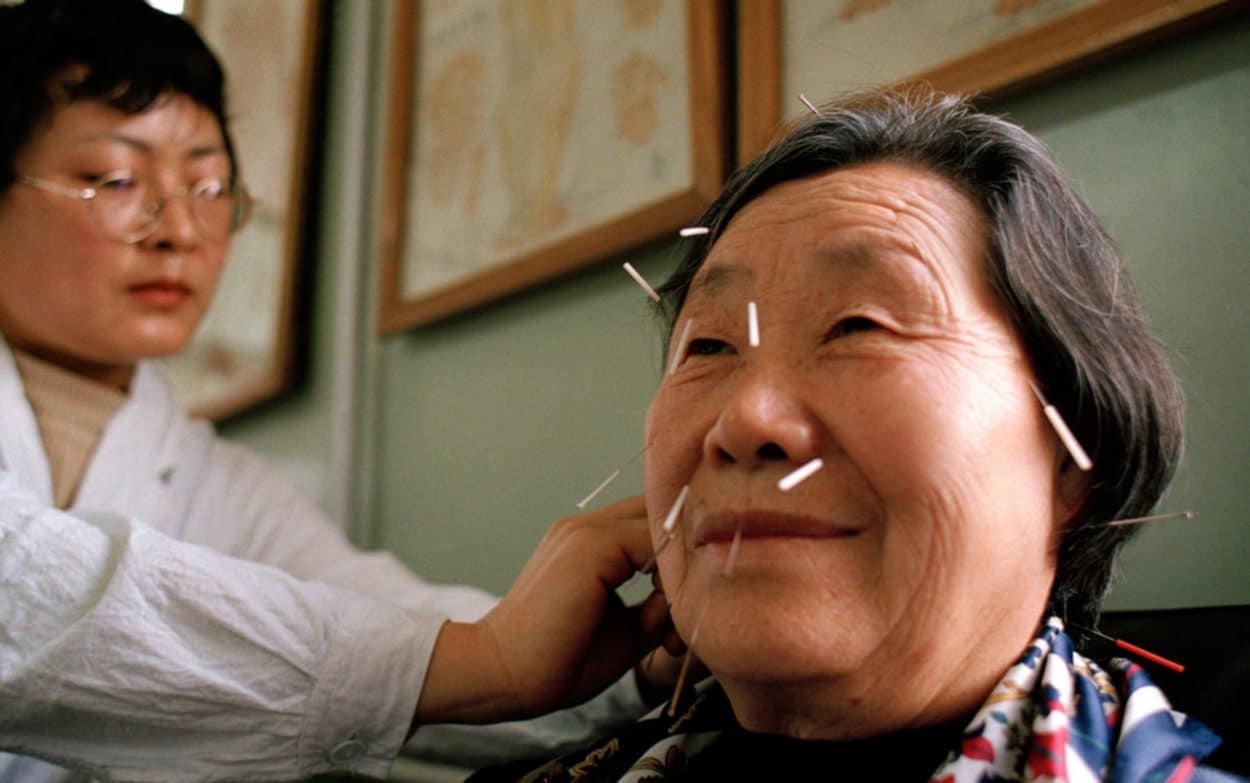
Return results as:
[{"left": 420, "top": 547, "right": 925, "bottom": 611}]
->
[{"left": 1053, "top": 454, "right": 1091, "bottom": 528}]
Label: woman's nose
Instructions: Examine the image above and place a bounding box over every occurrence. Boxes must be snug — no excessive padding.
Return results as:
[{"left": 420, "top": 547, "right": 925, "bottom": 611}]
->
[
  {"left": 143, "top": 192, "right": 200, "bottom": 249},
  {"left": 703, "top": 372, "right": 824, "bottom": 470}
]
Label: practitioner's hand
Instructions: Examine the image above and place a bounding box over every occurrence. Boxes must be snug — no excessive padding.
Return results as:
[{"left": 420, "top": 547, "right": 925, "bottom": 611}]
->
[{"left": 413, "top": 495, "right": 667, "bottom": 725}]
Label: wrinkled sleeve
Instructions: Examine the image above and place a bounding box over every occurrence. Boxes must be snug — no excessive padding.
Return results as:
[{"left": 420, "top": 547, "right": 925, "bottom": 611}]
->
[
  {"left": 219, "top": 445, "right": 650, "bottom": 767},
  {"left": 0, "top": 470, "right": 430, "bottom": 782}
]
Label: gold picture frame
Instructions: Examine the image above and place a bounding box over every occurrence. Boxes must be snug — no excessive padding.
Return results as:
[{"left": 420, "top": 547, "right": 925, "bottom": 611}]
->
[
  {"left": 378, "top": 0, "right": 729, "bottom": 332},
  {"left": 738, "top": 0, "right": 1244, "bottom": 161},
  {"left": 170, "top": 1, "right": 324, "bottom": 419}
]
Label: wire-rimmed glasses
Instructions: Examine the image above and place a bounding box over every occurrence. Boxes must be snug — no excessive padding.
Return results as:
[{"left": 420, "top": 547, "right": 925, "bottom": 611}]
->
[{"left": 18, "top": 170, "right": 252, "bottom": 243}]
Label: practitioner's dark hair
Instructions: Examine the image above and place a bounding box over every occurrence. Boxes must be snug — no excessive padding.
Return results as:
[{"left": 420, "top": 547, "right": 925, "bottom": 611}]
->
[{"left": 0, "top": 0, "right": 238, "bottom": 193}]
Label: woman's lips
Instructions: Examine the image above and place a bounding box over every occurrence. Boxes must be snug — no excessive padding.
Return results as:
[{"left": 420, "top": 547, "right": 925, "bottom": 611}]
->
[
  {"left": 691, "top": 510, "right": 865, "bottom": 547},
  {"left": 129, "top": 280, "right": 192, "bottom": 308}
]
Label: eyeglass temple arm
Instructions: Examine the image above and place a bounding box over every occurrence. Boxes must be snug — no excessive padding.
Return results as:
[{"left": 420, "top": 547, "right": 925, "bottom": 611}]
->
[{"left": 20, "top": 176, "right": 94, "bottom": 199}]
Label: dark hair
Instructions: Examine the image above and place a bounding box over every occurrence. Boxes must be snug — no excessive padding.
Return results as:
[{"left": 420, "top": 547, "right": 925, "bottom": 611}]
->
[
  {"left": 0, "top": 0, "right": 237, "bottom": 192},
  {"left": 657, "top": 89, "right": 1185, "bottom": 632}
]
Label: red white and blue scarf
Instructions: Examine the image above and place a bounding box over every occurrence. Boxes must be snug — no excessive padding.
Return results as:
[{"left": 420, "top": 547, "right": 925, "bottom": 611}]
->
[
  {"left": 930, "top": 616, "right": 1223, "bottom": 782},
  {"left": 468, "top": 617, "right": 1236, "bottom": 782}
]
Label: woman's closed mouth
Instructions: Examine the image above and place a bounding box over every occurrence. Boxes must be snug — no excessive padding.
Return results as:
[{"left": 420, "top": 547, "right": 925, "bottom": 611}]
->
[
  {"left": 691, "top": 510, "right": 866, "bottom": 547},
  {"left": 128, "top": 279, "right": 192, "bottom": 308}
]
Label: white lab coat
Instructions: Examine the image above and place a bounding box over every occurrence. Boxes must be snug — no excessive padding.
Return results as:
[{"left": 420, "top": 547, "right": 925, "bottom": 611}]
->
[{"left": 0, "top": 339, "right": 642, "bottom": 781}]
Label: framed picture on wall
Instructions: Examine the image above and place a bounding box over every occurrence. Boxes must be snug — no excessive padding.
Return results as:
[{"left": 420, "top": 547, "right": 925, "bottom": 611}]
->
[
  {"left": 738, "top": 0, "right": 1241, "bottom": 161},
  {"left": 168, "top": 1, "right": 324, "bottom": 419},
  {"left": 377, "top": 0, "right": 729, "bottom": 332}
]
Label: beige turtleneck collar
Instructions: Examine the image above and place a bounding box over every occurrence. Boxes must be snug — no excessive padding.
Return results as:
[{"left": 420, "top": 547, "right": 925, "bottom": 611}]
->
[{"left": 11, "top": 348, "right": 127, "bottom": 508}]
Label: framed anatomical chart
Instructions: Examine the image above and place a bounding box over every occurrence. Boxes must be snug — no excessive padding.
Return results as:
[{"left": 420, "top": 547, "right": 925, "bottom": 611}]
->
[
  {"left": 737, "top": 0, "right": 1242, "bottom": 161},
  {"left": 378, "top": 0, "right": 729, "bottom": 331}
]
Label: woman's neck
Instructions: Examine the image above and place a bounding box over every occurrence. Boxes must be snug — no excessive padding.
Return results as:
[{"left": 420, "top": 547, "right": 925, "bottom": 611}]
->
[
  {"left": 717, "top": 613, "right": 1042, "bottom": 741},
  {"left": 10, "top": 342, "right": 134, "bottom": 391}
]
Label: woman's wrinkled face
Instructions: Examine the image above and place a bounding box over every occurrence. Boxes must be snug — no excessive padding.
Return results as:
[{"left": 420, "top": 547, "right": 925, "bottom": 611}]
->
[
  {"left": 0, "top": 94, "right": 231, "bottom": 385},
  {"left": 645, "top": 162, "right": 1073, "bottom": 735}
]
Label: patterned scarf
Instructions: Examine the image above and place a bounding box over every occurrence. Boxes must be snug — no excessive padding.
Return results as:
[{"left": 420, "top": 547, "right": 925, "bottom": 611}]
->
[{"left": 468, "top": 618, "right": 1228, "bottom": 782}]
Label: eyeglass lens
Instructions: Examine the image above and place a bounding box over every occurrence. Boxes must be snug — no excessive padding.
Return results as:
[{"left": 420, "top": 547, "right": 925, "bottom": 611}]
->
[{"left": 90, "top": 175, "right": 244, "bottom": 242}]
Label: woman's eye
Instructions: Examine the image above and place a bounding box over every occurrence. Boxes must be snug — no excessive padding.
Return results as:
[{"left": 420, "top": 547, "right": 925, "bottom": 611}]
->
[
  {"left": 686, "top": 337, "right": 734, "bottom": 357},
  {"left": 825, "top": 316, "right": 881, "bottom": 340},
  {"left": 193, "top": 179, "right": 228, "bottom": 200},
  {"left": 94, "top": 173, "right": 138, "bottom": 191}
]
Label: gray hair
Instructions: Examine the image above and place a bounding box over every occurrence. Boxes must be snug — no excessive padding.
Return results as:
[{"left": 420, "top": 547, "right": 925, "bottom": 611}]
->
[{"left": 656, "top": 89, "right": 1185, "bottom": 632}]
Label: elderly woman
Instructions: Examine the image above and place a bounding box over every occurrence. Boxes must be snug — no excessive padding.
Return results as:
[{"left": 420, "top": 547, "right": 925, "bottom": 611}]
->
[{"left": 468, "top": 91, "right": 1243, "bottom": 782}]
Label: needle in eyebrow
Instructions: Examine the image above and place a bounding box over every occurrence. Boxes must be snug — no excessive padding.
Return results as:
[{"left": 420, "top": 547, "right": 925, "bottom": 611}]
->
[
  {"left": 779, "top": 458, "right": 823, "bottom": 491},
  {"left": 747, "top": 301, "right": 760, "bottom": 347},
  {"left": 622, "top": 262, "right": 660, "bottom": 302},
  {"left": 1029, "top": 382, "right": 1092, "bottom": 471},
  {"left": 799, "top": 93, "right": 822, "bottom": 118},
  {"left": 669, "top": 318, "right": 694, "bottom": 375},
  {"left": 679, "top": 226, "right": 710, "bottom": 237}
]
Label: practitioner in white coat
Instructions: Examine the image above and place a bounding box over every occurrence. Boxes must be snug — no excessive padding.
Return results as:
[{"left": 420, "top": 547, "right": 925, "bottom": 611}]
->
[{"left": 0, "top": 1, "right": 671, "bottom": 780}]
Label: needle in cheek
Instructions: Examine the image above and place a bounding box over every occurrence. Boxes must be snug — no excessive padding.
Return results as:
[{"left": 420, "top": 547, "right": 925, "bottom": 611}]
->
[
  {"left": 779, "top": 458, "right": 823, "bottom": 491},
  {"left": 641, "top": 484, "right": 687, "bottom": 574}
]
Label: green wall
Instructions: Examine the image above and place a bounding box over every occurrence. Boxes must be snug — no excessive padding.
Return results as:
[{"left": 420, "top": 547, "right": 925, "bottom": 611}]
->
[{"left": 226, "top": 7, "right": 1250, "bottom": 611}]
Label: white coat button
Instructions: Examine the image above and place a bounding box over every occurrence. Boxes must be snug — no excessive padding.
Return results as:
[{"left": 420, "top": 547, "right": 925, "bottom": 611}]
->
[{"left": 329, "top": 739, "right": 364, "bottom": 763}]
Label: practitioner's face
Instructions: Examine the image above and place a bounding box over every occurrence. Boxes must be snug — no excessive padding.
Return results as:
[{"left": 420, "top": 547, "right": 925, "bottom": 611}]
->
[
  {"left": 0, "top": 94, "right": 231, "bottom": 386},
  {"left": 644, "top": 161, "right": 1078, "bottom": 737}
]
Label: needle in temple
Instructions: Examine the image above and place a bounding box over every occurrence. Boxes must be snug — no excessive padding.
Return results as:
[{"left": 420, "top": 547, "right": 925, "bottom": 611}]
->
[
  {"left": 679, "top": 226, "right": 710, "bottom": 237},
  {"left": 1029, "top": 382, "right": 1092, "bottom": 471},
  {"left": 799, "top": 93, "right": 822, "bottom": 118},
  {"left": 622, "top": 261, "right": 660, "bottom": 302}
]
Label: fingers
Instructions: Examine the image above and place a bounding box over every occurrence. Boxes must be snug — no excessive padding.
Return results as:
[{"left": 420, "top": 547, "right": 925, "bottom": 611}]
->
[
  {"left": 637, "top": 588, "right": 669, "bottom": 634},
  {"left": 542, "top": 495, "right": 653, "bottom": 581}
]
